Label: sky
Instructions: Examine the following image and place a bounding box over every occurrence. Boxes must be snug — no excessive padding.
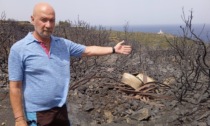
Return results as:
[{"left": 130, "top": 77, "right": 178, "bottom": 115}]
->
[{"left": 0, "top": 0, "right": 209, "bottom": 26}]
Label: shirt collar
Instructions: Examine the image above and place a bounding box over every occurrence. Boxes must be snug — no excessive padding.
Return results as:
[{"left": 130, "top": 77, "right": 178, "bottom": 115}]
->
[{"left": 25, "top": 32, "right": 59, "bottom": 45}]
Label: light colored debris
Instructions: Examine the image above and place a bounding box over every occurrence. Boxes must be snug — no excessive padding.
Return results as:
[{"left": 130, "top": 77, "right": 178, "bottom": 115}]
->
[
  {"left": 119, "top": 72, "right": 172, "bottom": 101},
  {"left": 121, "top": 73, "right": 142, "bottom": 90},
  {"left": 136, "top": 73, "right": 155, "bottom": 84}
]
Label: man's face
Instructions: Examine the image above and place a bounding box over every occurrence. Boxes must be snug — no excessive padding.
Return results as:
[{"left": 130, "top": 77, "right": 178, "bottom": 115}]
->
[{"left": 31, "top": 11, "right": 55, "bottom": 39}]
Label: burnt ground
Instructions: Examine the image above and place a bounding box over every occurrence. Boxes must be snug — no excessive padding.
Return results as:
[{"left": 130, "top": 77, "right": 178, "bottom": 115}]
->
[
  {"left": 1, "top": 78, "right": 210, "bottom": 126},
  {"left": 67, "top": 79, "right": 210, "bottom": 126},
  {"left": 1, "top": 55, "right": 210, "bottom": 126},
  {"left": 0, "top": 91, "right": 14, "bottom": 126}
]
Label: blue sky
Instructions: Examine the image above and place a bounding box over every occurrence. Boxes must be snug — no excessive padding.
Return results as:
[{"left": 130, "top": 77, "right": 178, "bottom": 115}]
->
[{"left": 0, "top": 0, "right": 209, "bottom": 26}]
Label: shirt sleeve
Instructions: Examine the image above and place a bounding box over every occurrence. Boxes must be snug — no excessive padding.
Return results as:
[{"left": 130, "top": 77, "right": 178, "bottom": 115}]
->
[
  {"left": 68, "top": 40, "right": 86, "bottom": 57},
  {"left": 8, "top": 48, "right": 24, "bottom": 81}
]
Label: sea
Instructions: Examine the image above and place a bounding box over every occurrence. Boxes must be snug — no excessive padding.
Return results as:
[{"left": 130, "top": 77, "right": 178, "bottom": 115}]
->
[{"left": 106, "top": 24, "right": 210, "bottom": 42}]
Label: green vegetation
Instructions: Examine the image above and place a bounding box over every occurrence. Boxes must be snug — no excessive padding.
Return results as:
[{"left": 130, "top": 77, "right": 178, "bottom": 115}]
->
[{"left": 109, "top": 30, "right": 174, "bottom": 48}]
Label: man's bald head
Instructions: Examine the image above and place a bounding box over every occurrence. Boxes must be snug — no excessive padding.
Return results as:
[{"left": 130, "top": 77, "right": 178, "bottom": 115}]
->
[
  {"left": 31, "top": 2, "right": 56, "bottom": 40},
  {"left": 32, "top": 2, "right": 55, "bottom": 17}
]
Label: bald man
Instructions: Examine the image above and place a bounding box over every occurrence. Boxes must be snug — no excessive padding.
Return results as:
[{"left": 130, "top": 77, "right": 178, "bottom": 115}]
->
[{"left": 8, "top": 2, "right": 131, "bottom": 126}]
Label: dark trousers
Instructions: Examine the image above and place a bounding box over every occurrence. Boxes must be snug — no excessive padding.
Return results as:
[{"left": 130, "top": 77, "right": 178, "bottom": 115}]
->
[{"left": 27, "top": 104, "right": 70, "bottom": 126}]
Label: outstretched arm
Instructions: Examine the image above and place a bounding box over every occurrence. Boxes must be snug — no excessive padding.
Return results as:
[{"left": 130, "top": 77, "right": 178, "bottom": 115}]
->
[{"left": 82, "top": 40, "right": 132, "bottom": 56}]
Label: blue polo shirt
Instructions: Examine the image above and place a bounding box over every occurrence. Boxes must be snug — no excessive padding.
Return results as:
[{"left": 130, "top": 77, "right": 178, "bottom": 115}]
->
[{"left": 8, "top": 32, "right": 85, "bottom": 112}]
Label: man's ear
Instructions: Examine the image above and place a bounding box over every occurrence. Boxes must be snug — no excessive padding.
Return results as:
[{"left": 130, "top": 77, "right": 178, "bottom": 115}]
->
[{"left": 30, "top": 16, "right": 34, "bottom": 25}]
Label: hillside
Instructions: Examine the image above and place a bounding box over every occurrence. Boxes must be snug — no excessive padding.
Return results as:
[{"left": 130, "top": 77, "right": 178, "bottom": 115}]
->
[{"left": 109, "top": 30, "right": 174, "bottom": 48}]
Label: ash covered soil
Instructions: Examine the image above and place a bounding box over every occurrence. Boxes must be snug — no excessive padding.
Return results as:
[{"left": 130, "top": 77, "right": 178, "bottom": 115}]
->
[
  {"left": 67, "top": 80, "right": 210, "bottom": 126},
  {"left": 1, "top": 77, "right": 210, "bottom": 126},
  {"left": 1, "top": 54, "right": 210, "bottom": 126}
]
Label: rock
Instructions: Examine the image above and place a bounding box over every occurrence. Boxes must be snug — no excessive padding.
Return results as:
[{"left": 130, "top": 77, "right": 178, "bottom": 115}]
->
[
  {"left": 130, "top": 108, "right": 150, "bottom": 121},
  {"left": 104, "top": 110, "right": 114, "bottom": 123},
  {"left": 78, "top": 86, "right": 87, "bottom": 94},
  {"left": 126, "top": 118, "right": 137, "bottom": 125},
  {"left": 84, "top": 101, "right": 94, "bottom": 112},
  {"left": 163, "top": 77, "right": 176, "bottom": 85},
  {"left": 1, "top": 122, "right": 5, "bottom": 126},
  {"left": 198, "top": 122, "right": 207, "bottom": 126},
  {"left": 207, "top": 115, "right": 210, "bottom": 125}
]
